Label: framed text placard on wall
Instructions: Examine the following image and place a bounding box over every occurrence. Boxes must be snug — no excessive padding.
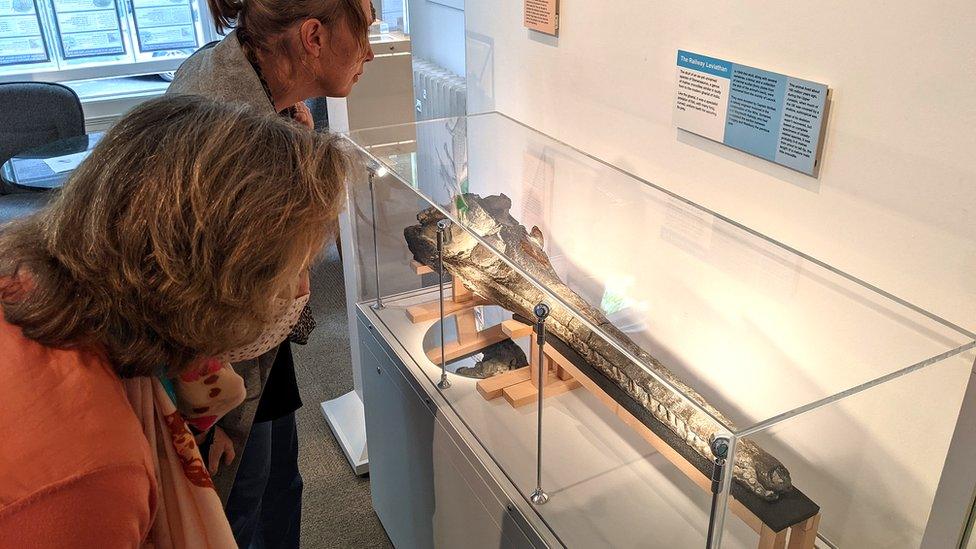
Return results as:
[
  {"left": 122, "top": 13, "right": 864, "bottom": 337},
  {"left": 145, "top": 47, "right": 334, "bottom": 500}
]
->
[
  {"left": 673, "top": 50, "right": 829, "bottom": 176},
  {"left": 524, "top": 0, "right": 558, "bottom": 36}
]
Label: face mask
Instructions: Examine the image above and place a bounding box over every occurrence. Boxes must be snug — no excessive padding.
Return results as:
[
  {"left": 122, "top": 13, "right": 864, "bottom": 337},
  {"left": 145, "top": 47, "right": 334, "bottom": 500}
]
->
[{"left": 217, "top": 293, "right": 310, "bottom": 363}]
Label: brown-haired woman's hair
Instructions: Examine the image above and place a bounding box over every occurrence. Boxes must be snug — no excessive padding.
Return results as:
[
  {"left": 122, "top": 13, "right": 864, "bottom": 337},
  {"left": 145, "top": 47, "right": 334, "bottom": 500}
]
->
[
  {"left": 208, "top": 0, "right": 373, "bottom": 54},
  {"left": 0, "top": 95, "right": 348, "bottom": 378}
]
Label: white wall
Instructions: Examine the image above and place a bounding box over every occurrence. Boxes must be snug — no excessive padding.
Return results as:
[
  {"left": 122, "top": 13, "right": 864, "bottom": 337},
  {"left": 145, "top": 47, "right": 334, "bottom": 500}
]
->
[
  {"left": 465, "top": 0, "right": 976, "bottom": 335},
  {"left": 408, "top": 0, "right": 466, "bottom": 77},
  {"left": 463, "top": 1, "right": 976, "bottom": 546}
]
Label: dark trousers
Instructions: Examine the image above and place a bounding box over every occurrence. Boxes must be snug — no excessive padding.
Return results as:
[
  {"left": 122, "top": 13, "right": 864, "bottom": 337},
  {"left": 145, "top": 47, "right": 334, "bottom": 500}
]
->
[{"left": 224, "top": 412, "right": 303, "bottom": 549}]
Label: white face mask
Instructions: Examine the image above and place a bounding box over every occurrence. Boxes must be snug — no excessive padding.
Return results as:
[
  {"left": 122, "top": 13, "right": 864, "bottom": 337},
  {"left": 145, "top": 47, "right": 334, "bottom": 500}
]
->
[{"left": 217, "top": 293, "right": 310, "bottom": 363}]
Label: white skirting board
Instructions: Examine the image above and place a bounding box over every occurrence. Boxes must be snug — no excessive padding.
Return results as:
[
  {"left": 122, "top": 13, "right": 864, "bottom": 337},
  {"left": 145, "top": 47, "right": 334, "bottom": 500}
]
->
[{"left": 320, "top": 390, "right": 369, "bottom": 476}]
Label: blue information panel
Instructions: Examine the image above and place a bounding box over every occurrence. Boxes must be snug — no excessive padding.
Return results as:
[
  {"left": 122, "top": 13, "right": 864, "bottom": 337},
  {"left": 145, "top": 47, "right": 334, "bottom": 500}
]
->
[
  {"left": 132, "top": 0, "right": 197, "bottom": 53},
  {"left": 0, "top": 0, "right": 50, "bottom": 66},
  {"left": 673, "top": 50, "right": 828, "bottom": 176},
  {"left": 51, "top": 0, "right": 126, "bottom": 59}
]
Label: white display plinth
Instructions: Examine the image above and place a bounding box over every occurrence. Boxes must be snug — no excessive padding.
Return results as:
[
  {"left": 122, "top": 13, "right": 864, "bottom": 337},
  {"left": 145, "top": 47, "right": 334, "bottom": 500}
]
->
[{"left": 321, "top": 391, "right": 369, "bottom": 476}]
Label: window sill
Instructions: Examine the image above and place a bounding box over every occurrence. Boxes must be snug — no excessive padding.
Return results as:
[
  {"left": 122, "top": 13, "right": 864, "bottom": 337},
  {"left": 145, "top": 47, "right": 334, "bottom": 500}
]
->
[{"left": 65, "top": 76, "right": 171, "bottom": 131}]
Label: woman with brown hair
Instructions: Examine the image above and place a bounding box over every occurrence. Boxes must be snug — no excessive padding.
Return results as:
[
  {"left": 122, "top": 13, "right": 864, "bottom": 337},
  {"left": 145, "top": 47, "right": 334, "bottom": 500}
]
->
[
  {"left": 0, "top": 94, "right": 347, "bottom": 547},
  {"left": 167, "top": 1, "right": 375, "bottom": 546}
]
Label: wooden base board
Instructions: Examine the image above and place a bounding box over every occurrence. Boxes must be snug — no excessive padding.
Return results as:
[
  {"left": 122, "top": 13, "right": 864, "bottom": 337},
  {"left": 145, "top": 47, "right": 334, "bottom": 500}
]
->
[
  {"left": 500, "top": 318, "right": 534, "bottom": 339},
  {"left": 785, "top": 514, "right": 820, "bottom": 549},
  {"left": 759, "top": 524, "right": 788, "bottom": 549},
  {"left": 410, "top": 260, "right": 433, "bottom": 275},
  {"left": 503, "top": 375, "right": 581, "bottom": 407},
  {"left": 406, "top": 295, "right": 488, "bottom": 323},
  {"left": 452, "top": 279, "right": 473, "bottom": 303},
  {"left": 477, "top": 368, "right": 531, "bottom": 399},
  {"left": 425, "top": 324, "right": 507, "bottom": 364}
]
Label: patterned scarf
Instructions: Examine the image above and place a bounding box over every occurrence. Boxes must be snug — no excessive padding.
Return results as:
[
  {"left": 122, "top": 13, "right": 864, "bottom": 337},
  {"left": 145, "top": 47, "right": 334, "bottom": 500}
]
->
[{"left": 124, "top": 362, "right": 244, "bottom": 548}]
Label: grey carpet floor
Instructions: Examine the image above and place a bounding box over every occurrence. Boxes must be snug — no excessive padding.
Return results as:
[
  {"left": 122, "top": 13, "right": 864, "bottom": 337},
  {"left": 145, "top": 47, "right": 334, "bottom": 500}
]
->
[{"left": 292, "top": 245, "right": 392, "bottom": 549}]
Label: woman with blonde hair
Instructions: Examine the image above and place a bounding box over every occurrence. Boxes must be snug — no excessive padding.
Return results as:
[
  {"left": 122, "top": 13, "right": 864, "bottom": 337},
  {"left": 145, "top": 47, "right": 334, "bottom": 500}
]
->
[
  {"left": 167, "top": 0, "right": 375, "bottom": 545},
  {"left": 0, "top": 94, "right": 347, "bottom": 547}
]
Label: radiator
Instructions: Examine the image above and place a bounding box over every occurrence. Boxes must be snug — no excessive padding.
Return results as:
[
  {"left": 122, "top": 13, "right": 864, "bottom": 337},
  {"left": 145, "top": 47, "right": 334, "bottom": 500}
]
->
[
  {"left": 411, "top": 59, "right": 467, "bottom": 205},
  {"left": 412, "top": 59, "right": 466, "bottom": 121}
]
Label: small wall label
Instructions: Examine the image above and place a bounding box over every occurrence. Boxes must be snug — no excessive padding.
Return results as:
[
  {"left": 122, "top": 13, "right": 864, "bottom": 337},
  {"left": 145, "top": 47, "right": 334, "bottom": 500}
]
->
[{"left": 524, "top": 0, "right": 558, "bottom": 36}]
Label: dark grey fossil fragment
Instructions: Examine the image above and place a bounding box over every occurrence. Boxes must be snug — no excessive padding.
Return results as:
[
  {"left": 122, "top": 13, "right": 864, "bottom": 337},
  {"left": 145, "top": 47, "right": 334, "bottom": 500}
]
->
[
  {"left": 404, "top": 193, "right": 792, "bottom": 502},
  {"left": 455, "top": 339, "right": 528, "bottom": 379}
]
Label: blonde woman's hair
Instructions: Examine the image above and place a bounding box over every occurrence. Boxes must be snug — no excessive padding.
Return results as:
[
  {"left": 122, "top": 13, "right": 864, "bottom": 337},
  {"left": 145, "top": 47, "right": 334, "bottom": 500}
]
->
[{"left": 0, "top": 95, "right": 348, "bottom": 377}]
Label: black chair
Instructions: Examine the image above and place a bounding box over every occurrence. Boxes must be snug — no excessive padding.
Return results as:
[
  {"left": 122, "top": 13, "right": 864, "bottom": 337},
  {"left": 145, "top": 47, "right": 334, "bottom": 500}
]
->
[
  {"left": 0, "top": 82, "right": 85, "bottom": 195},
  {"left": 0, "top": 192, "right": 52, "bottom": 224}
]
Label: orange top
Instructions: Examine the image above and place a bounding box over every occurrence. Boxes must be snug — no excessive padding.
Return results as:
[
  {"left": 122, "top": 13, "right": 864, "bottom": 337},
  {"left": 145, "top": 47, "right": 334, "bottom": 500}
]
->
[{"left": 0, "top": 308, "right": 157, "bottom": 547}]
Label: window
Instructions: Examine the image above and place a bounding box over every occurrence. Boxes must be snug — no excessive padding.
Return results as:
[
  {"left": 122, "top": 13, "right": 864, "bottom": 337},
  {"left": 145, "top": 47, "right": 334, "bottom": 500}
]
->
[
  {"left": 376, "top": 0, "right": 408, "bottom": 33},
  {"left": 0, "top": 0, "right": 215, "bottom": 83}
]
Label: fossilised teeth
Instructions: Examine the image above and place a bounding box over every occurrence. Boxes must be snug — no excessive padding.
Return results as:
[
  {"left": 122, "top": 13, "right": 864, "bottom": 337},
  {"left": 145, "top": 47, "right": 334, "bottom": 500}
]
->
[{"left": 404, "top": 193, "right": 793, "bottom": 502}]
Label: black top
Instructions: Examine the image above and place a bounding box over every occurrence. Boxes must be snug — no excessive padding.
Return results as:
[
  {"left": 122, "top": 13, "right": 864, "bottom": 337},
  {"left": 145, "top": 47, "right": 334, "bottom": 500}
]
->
[{"left": 254, "top": 341, "right": 303, "bottom": 423}]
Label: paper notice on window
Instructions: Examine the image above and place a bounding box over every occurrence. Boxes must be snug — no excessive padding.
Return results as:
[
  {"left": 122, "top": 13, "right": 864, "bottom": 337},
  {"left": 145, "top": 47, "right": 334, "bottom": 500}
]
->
[
  {"left": 0, "top": 0, "right": 49, "bottom": 66},
  {"left": 51, "top": 0, "right": 125, "bottom": 59},
  {"left": 43, "top": 150, "right": 90, "bottom": 173},
  {"left": 132, "top": 0, "right": 197, "bottom": 52}
]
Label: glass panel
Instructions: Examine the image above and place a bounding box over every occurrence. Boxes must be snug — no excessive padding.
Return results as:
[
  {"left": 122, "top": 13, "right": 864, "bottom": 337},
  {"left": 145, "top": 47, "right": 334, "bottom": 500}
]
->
[
  {"left": 374, "top": 0, "right": 406, "bottom": 34},
  {"left": 350, "top": 113, "right": 976, "bottom": 433},
  {"left": 530, "top": 304, "right": 728, "bottom": 547},
  {"left": 723, "top": 347, "right": 976, "bottom": 548},
  {"left": 347, "top": 147, "right": 432, "bottom": 308},
  {"left": 362, "top": 163, "right": 728, "bottom": 543},
  {"left": 346, "top": 113, "right": 976, "bottom": 547}
]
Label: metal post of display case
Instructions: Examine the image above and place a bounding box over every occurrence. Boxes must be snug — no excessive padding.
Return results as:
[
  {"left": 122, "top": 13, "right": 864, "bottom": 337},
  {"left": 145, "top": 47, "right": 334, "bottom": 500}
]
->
[
  {"left": 368, "top": 171, "right": 384, "bottom": 309},
  {"left": 706, "top": 433, "right": 736, "bottom": 549},
  {"left": 530, "top": 303, "right": 551, "bottom": 505},
  {"left": 436, "top": 219, "right": 452, "bottom": 390}
]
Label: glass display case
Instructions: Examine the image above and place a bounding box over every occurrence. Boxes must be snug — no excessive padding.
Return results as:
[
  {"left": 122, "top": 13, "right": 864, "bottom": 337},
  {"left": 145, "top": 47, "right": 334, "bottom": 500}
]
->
[{"left": 342, "top": 112, "right": 976, "bottom": 548}]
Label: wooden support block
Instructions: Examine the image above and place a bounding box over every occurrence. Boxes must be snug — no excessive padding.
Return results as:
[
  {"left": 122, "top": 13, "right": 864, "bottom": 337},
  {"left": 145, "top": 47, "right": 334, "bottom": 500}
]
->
[
  {"left": 544, "top": 344, "right": 619, "bottom": 413},
  {"left": 786, "top": 514, "right": 820, "bottom": 549},
  {"left": 406, "top": 296, "right": 488, "bottom": 323},
  {"left": 476, "top": 368, "right": 531, "bottom": 400},
  {"left": 529, "top": 338, "right": 542, "bottom": 388},
  {"left": 555, "top": 365, "right": 572, "bottom": 381},
  {"left": 411, "top": 260, "right": 433, "bottom": 275},
  {"left": 503, "top": 379, "right": 538, "bottom": 407},
  {"left": 503, "top": 375, "right": 580, "bottom": 408},
  {"left": 455, "top": 309, "right": 479, "bottom": 345},
  {"left": 425, "top": 324, "right": 507, "bottom": 364},
  {"left": 548, "top": 376, "right": 581, "bottom": 398},
  {"left": 500, "top": 319, "right": 534, "bottom": 339},
  {"left": 452, "top": 278, "right": 473, "bottom": 303},
  {"left": 759, "top": 524, "right": 788, "bottom": 549}
]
